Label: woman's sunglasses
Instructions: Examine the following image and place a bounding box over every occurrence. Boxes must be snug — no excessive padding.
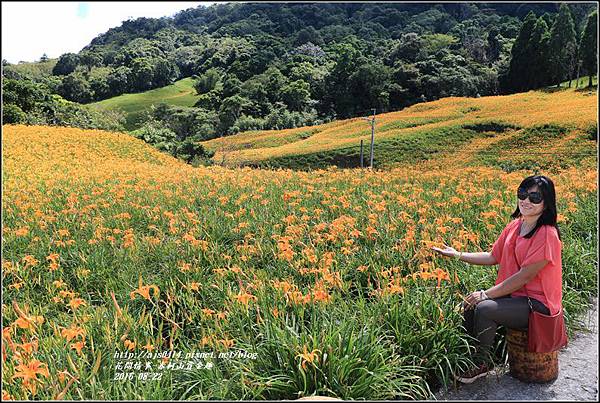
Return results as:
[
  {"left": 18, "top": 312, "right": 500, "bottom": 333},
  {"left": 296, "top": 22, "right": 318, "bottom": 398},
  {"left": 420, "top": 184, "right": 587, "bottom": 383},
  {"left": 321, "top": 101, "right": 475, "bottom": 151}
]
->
[{"left": 517, "top": 188, "right": 543, "bottom": 204}]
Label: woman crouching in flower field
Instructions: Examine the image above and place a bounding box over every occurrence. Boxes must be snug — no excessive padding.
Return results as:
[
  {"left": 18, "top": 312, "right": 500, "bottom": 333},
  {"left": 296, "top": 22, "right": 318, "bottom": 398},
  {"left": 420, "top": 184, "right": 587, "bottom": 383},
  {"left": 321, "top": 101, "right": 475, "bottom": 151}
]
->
[{"left": 432, "top": 175, "right": 562, "bottom": 384}]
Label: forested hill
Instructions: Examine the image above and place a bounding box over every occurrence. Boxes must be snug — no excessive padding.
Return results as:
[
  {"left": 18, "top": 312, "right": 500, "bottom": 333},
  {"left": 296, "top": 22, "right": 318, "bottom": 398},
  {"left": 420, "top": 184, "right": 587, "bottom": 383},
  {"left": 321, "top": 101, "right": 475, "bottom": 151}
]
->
[{"left": 3, "top": 2, "right": 597, "bottom": 149}]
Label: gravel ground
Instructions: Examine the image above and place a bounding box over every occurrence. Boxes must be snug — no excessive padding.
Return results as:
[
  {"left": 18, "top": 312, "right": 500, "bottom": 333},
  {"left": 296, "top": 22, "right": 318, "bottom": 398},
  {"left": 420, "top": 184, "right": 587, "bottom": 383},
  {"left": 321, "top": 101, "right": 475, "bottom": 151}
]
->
[{"left": 435, "top": 298, "right": 598, "bottom": 401}]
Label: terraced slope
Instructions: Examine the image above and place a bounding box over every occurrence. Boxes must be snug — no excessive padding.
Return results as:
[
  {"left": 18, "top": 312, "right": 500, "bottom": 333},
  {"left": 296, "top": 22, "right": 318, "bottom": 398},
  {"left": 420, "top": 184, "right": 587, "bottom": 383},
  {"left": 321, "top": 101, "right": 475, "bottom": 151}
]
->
[{"left": 201, "top": 88, "right": 597, "bottom": 170}]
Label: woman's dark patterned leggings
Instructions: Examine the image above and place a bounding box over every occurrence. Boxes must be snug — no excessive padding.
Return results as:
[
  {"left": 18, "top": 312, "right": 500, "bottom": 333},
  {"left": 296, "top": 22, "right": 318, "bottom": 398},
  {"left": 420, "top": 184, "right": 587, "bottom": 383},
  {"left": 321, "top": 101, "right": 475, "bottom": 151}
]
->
[{"left": 463, "top": 296, "right": 550, "bottom": 363}]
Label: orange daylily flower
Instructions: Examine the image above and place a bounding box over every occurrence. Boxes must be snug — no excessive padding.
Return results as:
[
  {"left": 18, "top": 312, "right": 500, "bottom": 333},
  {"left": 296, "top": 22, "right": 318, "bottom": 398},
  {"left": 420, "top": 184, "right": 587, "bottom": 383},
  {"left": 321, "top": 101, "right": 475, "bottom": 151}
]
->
[
  {"left": 11, "top": 359, "right": 50, "bottom": 396},
  {"left": 68, "top": 298, "right": 87, "bottom": 310},
  {"left": 9, "top": 282, "right": 24, "bottom": 290},
  {"left": 218, "top": 337, "right": 234, "bottom": 349},
  {"left": 61, "top": 324, "right": 86, "bottom": 342},
  {"left": 311, "top": 288, "right": 332, "bottom": 303},
  {"left": 130, "top": 277, "right": 159, "bottom": 301},
  {"left": 13, "top": 316, "right": 42, "bottom": 331},
  {"left": 433, "top": 268, "right": 450, "bottom": 288},
  {"left": 123, "top": 339, "right": 136, "bottom": 351},
  {"left": 71, "top": 340, "right": 85, "bottom": 356},
  {"left": 296, "top": 345, "right": 321, "bottom": 370},
  {"left": 15, "top": 339, "right": 38, "bottom": 356},
  {"left": 232, "top": 291, "right": 257, "bottom": 306},
  {"left": 46, "top": 253, "right": 59, "bottom": 262},
  {"left": 59, "top": 290, "right": 76, "bottom": 299}
]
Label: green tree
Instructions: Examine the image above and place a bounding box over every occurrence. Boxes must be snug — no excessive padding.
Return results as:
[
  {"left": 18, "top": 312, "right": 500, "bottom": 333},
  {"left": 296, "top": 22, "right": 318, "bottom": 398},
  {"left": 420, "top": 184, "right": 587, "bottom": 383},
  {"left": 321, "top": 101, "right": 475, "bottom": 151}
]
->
[
  {"left": 52, "top": 53, "right": 80, "bottom": 76},
  {"left": 281, "top": 79, "right": 311, "bottom": 111},
  {"left": 324, "top": 41, "right": 362, "bottom": 117},
  {"left": 293, "top": 26, "right": 324, "bottom": 46},
  {"left": 390, "top": 33, "right": 424, "bottom": 63},
  {"left": 80, "top": 51, "right": 103, "bottom": 73},
  {"left": 350, "top": 58, "right": 392, "bottom": 113},
  {"left": 422, "top": 33, "right": 458, "bottom": 55},
  {"left": 174, "top": 137, "right": 215, "bottom": 164},
  {"left": 130, "top": 57, "right": 154, "bottom": 91},
  {"left": 107, "top": 66, "right": 132, "bottom": 96},
  {"left": 390, "top": 61, "right": 420, "bottom": 108},
  {"left": 528, "top": 17, "right": 551, "bottom": 89},
  {"left": 2, "top": 78, "right": 47, "bottom": 111},
  {"left": 265, "top": 67, "right": 288, "bottom": 103},
  {"left": 194, "top": 88, "right": 223, "bottom": 111},
  {"left": 132, "top": 120, "right": 178, "bottom": 153},
  {"left": 149, "top": 104, "right": 219, "bottom": 141},
  {"left": 218, "top": 95, "right": 251, "bottom": 133},
  {"left": 194, "top": 68, "right": 222, "bottom": 94},
  {"left": 505, "top": 11, "right": 537, "bottom": 93},
  {"left": 222, "top": 76, "right": 242, "bottom": 98},
  {"left": 59, "top": 72, "right": 93, "bottom": 103},
  {"left": 171, "top": 45, "right": 204, "bottom": 76},
  {"left": 240, "top": 77, "right": 271, "bottom": 116},
  {"left": 3, "top": 103, "right": 27, "bottom": 123},
  {"left": 548, "top": 4, "right": 578, "bottom": 86},
  {"left": 153, "top": 57, "right": 179, "bottom": 87},
  {"left": 579, "top": 10, "right": 597, "bottom": 88},
  {"left": 90, "top": 75, "right": 111, "bottom": 100},
  {"left": 486, "top": 28, "right": 502, "bottom": 63}
]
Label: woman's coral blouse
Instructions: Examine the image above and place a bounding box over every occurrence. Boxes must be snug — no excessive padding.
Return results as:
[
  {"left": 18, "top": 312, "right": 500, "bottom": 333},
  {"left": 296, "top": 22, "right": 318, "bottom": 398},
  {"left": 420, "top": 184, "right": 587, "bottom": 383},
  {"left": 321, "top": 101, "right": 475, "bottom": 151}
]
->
[{"left": 491, "top": 219, "right": 563, "bottom": 315}]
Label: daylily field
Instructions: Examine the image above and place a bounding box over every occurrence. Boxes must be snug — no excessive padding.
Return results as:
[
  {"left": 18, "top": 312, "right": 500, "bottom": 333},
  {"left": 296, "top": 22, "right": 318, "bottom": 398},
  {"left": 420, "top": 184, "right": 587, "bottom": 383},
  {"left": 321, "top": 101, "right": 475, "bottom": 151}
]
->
[{"left": 2, "top": 88, "right": 598, "bottom": 400}]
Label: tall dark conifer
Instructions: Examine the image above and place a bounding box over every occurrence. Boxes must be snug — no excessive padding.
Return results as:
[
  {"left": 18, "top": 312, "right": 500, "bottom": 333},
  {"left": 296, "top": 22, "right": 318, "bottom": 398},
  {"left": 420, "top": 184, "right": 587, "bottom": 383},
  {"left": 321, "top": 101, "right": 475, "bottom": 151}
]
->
[
  {"left": 548, "top": 3, "right": 578, "bottom": 86},
  {"left": 579, "top": 10, "right": 597, "bottom": 88},
  {"left": 507, "top": 11, "right": 537, "bottom": 92},
  {"left": 529, "top": 17, "right": 551, "bottom": 89}
]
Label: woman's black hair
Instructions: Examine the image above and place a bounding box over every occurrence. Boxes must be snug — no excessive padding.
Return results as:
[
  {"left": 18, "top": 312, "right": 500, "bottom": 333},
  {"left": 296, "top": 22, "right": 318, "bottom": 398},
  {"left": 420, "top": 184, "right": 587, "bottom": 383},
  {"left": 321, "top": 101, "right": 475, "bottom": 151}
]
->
[{"left": 510, "top": 175, "right": 561, "bottom": 240}]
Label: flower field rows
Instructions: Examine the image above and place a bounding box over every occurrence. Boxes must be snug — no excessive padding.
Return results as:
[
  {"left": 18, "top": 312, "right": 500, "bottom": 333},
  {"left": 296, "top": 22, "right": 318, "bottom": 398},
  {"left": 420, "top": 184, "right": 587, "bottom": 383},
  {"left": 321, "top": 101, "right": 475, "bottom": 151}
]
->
[
  {"left": 2, "top": 120, "right": 597, "bottom": 400},
  {"left": 201, "top": 88, "right": 597, "bottom": 168}
]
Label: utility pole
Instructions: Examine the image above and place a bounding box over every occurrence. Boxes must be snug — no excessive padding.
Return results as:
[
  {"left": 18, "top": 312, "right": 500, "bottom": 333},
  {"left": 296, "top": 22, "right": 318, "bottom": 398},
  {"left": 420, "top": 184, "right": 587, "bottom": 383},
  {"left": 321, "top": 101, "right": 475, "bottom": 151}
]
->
[{"left": 362, "top": 109, "right": 376, "bottom": 169}]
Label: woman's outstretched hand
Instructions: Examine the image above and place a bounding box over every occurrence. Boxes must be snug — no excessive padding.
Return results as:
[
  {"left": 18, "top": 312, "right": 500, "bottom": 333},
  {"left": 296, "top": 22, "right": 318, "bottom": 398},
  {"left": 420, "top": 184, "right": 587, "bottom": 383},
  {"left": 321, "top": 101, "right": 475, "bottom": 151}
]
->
[
  {"left": 431, "top": 244, "right": 459, "bottom": 258},
  {"left": 463, "top": 290, "right": 489, "bottom": 310}
]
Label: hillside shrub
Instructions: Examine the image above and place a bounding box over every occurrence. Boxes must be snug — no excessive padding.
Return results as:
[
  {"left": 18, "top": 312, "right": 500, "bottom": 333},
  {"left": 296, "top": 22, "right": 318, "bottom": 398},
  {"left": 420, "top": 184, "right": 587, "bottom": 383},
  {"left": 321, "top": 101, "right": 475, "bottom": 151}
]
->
[
  {"left": 2, "top": 104, "right": 27, "bottom": 124},
  {"left": 584, "top": 123, "right": 597, "bottom": 141}
]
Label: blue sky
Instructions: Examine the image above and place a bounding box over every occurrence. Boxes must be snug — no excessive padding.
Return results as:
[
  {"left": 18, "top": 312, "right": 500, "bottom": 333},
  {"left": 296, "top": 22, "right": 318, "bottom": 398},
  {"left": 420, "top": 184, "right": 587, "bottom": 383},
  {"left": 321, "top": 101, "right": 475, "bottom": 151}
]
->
[{"left": 1, "top": 2, "right": 215, "bottom": 64}]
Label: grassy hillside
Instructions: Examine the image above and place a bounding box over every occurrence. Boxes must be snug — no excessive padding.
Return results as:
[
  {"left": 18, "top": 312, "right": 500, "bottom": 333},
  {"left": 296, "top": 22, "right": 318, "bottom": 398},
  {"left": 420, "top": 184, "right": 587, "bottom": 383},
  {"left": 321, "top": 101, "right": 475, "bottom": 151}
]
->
[
  {"left": 2, "top": 123, "right": 597, "bottom": 400},
  {"left": 202, "top": 87, "right": 598, "bottom": 171},
  {"left": 3, "top": 59, "right": 58, "bottom": 79},
  {"left": 88, "top": 77, "right": 200, "bottom": 130}
]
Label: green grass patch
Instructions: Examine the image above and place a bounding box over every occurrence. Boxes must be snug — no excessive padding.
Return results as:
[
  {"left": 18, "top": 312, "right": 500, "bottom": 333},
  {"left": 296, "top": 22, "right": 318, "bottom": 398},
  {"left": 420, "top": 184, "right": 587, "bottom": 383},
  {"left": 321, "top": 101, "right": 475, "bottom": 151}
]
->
[
  {"left": 88, "top": 77, "right": 200, "bottom": 130},
  {"left": 3, "top": 59, "right": 57, "bottom": 79},
  {"left": 462, "top": 121, "right": 520, "bottom": 133},
  {"left": 377, "top": 117, "right": 449, "bottom": 133}
]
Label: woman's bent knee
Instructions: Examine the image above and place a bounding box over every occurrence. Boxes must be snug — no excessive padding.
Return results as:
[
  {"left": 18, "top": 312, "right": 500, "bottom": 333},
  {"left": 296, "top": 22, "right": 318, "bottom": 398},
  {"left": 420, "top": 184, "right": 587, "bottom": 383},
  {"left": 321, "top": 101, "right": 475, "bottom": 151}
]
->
[{"left": 474, "top": 299, "right": 498, "bottom": 319}]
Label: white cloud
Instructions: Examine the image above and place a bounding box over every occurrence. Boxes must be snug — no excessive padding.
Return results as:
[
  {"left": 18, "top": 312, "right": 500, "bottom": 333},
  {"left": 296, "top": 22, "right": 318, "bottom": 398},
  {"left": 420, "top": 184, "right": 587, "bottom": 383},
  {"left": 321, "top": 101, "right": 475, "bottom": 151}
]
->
[{"left": 1, "top": 1, "right": 215, "bottom": 63}]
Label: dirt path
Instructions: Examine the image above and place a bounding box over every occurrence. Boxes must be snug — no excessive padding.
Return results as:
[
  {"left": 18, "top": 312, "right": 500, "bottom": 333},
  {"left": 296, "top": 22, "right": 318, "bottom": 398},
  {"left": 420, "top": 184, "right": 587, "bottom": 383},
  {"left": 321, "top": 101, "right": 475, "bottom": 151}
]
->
[{"left": 435, "top": 298, "right": 598, "bottom": 401}]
